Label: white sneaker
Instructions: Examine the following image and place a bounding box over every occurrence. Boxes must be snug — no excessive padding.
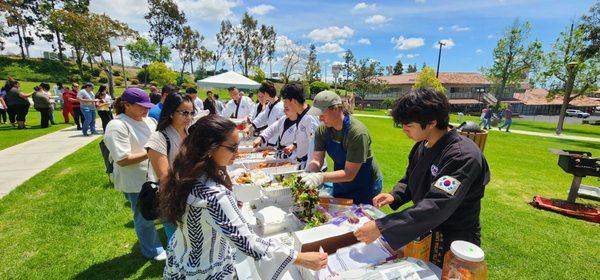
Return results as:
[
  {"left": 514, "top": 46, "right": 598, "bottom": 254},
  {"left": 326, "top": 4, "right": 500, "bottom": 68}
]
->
[{"left": 153, "top": 251, "right": 167, "bottom": 261}]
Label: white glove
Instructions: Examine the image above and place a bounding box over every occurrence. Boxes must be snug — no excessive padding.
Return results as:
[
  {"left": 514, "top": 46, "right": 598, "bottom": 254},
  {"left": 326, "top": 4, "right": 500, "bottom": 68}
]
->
[{"left": 301, "top": 173, "right": 324, "bottom": 188}]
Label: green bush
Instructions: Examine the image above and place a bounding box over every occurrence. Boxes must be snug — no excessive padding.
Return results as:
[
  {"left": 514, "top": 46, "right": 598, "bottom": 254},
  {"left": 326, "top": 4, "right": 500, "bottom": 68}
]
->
[
  {"left": 309, "top": 81, "right": 330, "bottom": 96},
  {"left": 382, "top": 97, "right": 396, "bottom": 109},
  {"left": 137, "top": 69, "right": 149, "bottom": 83},
  {"left": 91, "top": 67, "right": 101, "bottom": 77},
  {"left": 130, "top": 78, "right": 139, "bottom": 85},
  {"left": 0, "top": 56, "right": 70, "bottom": 82},
  {"left": 112, "top": 69, "right": 121, "bottom": 77},
  {"left": 82, "top": 72, "right": 93, "bottom": 83},
  {"left": 114, "top": 76, "right": 124, "bottom": 86},
  {"left": 69, "top": 74, "right": 80, "bottom": 83},
  {"left": 147, "top": 62, "right": 177, "bottom": 87}
]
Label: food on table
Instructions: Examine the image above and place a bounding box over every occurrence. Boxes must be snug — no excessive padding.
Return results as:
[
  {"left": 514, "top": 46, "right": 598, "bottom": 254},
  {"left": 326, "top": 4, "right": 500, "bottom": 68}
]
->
[
  {"left": 235, "top": 172, "right": 253, "bottom": 184},
  {"left": 250, "top": 161, "right": 295, "bottom": 170},
  {"left": 234, "top": 170, "right": 270, "bottom": 185}
]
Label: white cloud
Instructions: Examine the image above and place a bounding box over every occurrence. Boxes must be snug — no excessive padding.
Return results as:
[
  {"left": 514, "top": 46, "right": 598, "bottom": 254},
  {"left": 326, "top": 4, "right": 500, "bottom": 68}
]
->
[
  {"left": 432, "top": 38, "right": 455, "bottom": 49},
  {"left": 396, "top": 54, "right": 404, "bottom": 59},
  {"left": 352, "top": 3, "right": 377, "bottom": 13},
  {"left": 178, "top": 0, "right": 237, "bottom": 21},
  {"left": 308, "top": 26, "right": 354, "bottom": 43},
  {"left": 451, "top": 25, "right": 470, "bottom": 32},
  {"left": 476, "top": 49, "right": 483, "bottom": 54},
  {"left": 358, "top": 38, "right": 371, "bottom": 45},
  {"left": 438, "top": 27, "right": 444, "bottom": 31},
  {"left": 275, "top": 35, "right": 305, "bottom": 52},
  {"left": 317, "top": 43, "right": 345, "bottom": 53},
  {"left": 391, "top": 36, "right": 425, "bottom": 50},
  {"left": 331, "top": 61, "right": 344, "bottom": 66},
  {"left": 248, "top": 4, "right": 275, "bottom": 16},
  {"left": 365, "top": 15, "right": 390, "bottom": 25},
  {"left": 406, "top": 54, "right": 420, "bottom": 59}
]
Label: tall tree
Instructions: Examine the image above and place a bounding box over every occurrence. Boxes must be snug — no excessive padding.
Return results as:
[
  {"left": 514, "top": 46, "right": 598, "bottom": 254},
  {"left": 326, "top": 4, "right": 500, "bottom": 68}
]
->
[
  {"left": 175, "top": 25, "right": 203, "bottom": 83},
  {"left": 349, "top": 58, "right": 388, "bottom": 109},
  {"left": 483, "top": 20, "right": 543, "bottom": 98},
  {"left": 145, "top": 0, "right": 186, "bottom": 56},
  {"left": 304, "top": 44, "right": 321, "bottom": 83},
  {"left": 535, "top": 23, "right": 600, "bottom": 135},
  {"left": 51, "top": 10, "right": 137, "bottom": 96},
  {"left": 342, "top": 49, "right": 356, "bottom": 85},
  {"left": 214, "top": 19, "right": 233, "bottom": 71},
  {"left": 580, "top": 1, "right": 599, "bottom": 59},
  {"left": 407, "top": 64, "right": 418, "bottom": 73},
  {"left": 265, "top": 25, "right": 277, "bottom": 78},
  {"left": 393, "top": 59, "right": 403, "bottom": 75},
  {"left": 236, "top": 12, "right": 259, "bottom": 76},
  {"left": 279, "top": 39, "right": 306, "bottom": 84},
  {"left": 413, "top": 66, "right": 446, "bottom": 93},
  {"left": 125, "top": 37, "right": 170, "bottom": 66},
  {"left": 0, "top": 17, "right": 8, "bottom": 51},
  {"left": 2, "top": 0, "right": 38, "bottom": 59}
]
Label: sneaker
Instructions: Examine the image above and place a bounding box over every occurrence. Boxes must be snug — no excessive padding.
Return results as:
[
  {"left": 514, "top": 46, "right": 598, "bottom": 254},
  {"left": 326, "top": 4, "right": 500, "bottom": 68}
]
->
[{"left": 153, "top": 251, "right": 167, "bottom": 261}]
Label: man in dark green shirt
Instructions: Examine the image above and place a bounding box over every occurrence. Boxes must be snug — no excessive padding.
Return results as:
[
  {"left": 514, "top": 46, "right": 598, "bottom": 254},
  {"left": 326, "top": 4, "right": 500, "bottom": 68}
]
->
[{"left": 303, "top": 91, "right": 382, "bottom": 205}]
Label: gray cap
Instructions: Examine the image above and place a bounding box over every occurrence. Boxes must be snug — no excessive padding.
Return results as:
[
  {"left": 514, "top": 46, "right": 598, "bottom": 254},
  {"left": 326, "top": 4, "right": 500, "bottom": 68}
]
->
[{"left": 307, "top": 90, "right": 342, "bottom": 116}]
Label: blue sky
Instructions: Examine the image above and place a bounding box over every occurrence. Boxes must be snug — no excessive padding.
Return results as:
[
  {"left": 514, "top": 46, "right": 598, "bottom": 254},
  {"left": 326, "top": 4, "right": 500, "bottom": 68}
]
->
[{"left": 2, "top": 0, "right": 597, "bottom": 81}]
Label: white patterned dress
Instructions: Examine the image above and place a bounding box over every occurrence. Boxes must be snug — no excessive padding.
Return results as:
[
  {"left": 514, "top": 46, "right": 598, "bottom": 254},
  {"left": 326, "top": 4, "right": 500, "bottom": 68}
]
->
[{"left": 164, "top": 176, "right": 297, "bottom": 280}]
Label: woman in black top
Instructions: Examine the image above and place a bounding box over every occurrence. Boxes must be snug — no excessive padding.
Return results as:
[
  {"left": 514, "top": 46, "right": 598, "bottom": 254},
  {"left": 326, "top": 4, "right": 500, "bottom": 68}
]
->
[{"left": 3, "top": 79, "right": 32, "bottom": 129}]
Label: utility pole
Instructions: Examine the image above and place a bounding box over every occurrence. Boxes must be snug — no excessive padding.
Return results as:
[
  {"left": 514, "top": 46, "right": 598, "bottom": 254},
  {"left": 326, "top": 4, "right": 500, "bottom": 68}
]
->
[{"left": 436, "top": 41, "right": 446, "bottom": 78}]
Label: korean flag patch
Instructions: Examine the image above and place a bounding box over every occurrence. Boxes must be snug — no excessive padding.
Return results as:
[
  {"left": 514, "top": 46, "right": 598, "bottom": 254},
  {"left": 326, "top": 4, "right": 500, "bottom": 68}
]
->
[{"left": 434, "top": 176, "right": 461, "bottom": 195}]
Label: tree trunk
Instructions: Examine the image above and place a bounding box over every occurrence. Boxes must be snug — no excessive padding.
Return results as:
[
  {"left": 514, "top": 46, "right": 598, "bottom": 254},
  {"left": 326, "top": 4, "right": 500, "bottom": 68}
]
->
[
  {"left": 87, "top": 55, "right": 93, "bottom": 70},
  {"left": 55, "top": 30, "right": 64, "bottom": 62},
  {"left": 190, "top": 60, "right": 195, "bottom": 75},
  {"left": 97, "top": 55, "right": 115, "bottom": 99},
  {"left": 21, "top": 25, "right": 30, "bottom": 58},
  {"left": 75, "top": 48, "right": 84, "bottom": 77},
  {"left": 556, "top": 69, "right": 577, "bottom": 135},
  {"left": 16, "top": 25, "right": 26, "bottom": 60}
]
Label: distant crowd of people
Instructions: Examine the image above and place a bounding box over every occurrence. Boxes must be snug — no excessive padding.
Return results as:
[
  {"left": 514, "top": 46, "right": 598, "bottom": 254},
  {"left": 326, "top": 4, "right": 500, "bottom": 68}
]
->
[{"left": 479, "top": 104, "right": 513, "bottom": 132}]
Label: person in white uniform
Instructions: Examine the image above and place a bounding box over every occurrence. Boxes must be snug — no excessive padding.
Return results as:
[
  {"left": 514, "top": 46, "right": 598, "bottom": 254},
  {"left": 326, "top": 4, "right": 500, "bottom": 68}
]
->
[
  {"left": 160, "top": 115, "right": 327, "bottom": 279},
  {"left": 246, "top": 81, "right": 284, "bottom": 147},
  {"left": 252, "top": 96, "right": 298, "bottom": 159},
  {"left": 282, "top": 83, "right": 322, "bottom": 169},
  {"left": 221, "top": 87, "right": 254, "bottom": 120},
  {"left": 185, "top": 87, "right": 204, "bottom": 112}
]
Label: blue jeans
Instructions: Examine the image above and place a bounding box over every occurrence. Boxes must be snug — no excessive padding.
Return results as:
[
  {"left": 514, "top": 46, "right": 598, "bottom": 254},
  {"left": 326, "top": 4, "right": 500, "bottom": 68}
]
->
[
  {"left": 81, "top": 107, "right": 97, "bottom": 135},
  {"left": 163, "top": 222, "right": 176, "bottom": 244},
  {"left": 499, "top": 119, "right": 512, "bottom": 131},
  {"left": 123, "top": 192, "right": 165, "bottom": 258}
]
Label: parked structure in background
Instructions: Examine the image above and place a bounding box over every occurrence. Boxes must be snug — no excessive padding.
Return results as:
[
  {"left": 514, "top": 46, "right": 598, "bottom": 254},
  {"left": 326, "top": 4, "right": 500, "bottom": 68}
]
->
[{"left": 362, "top": 72, "right": 600, "bottom": 116}]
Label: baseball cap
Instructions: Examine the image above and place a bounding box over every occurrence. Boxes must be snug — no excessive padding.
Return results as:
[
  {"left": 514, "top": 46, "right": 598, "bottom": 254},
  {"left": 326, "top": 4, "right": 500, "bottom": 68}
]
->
[
  {"left": 83, "top": 82, "right": 94, "bottom": 88},
  {"left": 307, "top": 90, "right": 342, "bottom": 116},
  {"left": 121, "top": 87, "right": 154, "bottom": 108}
]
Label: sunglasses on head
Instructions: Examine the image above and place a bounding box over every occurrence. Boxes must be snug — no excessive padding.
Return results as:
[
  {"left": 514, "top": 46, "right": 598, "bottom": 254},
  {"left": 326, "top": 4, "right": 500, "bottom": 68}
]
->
[{"left": 175, "top": 110, "right": 196, "bottom": 117}]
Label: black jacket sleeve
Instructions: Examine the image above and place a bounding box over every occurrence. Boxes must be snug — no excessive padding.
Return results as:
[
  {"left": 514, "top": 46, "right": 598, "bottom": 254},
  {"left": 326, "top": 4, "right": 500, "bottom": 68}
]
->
[
  {"left": 375, "top": 148, "right": 483, "bottom": 250},
  {"left": 388, "top": 142, "right": 420, "bottom": 209}
]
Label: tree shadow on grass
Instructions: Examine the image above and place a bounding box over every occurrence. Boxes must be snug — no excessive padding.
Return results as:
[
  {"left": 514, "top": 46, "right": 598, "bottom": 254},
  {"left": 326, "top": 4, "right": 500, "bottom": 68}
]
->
[{"left": 72, "top": 243, "right": 164, "bottom": 280}]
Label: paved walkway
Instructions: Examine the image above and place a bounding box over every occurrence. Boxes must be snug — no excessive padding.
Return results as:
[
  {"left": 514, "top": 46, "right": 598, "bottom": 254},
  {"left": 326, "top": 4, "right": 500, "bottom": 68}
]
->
[
  {"left": 0, "top": 121, "right": 102, "bottom": 199},
  {"left": 353, "top": 113, "right": 600, "bottom": 143}
]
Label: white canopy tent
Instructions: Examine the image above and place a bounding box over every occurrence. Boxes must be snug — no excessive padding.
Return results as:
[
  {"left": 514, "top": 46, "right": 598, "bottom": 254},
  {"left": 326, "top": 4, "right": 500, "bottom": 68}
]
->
[{"left": 196, "top": 71, "right": 260, "bottom": 89}]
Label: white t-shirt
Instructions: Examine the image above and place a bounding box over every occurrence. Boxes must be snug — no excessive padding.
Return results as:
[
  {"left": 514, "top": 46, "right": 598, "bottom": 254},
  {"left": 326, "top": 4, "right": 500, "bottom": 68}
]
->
[
  {"left": 104, "top": 114, "right": 157, "bottom": 193},
  {"left": 144, "top": 125, "right": 185, "bottom": 182},
  {"left": 77, "top": 89, "right": 95, "bottom": 109},
  {"left": 193, "top": 97, "right": 204, "bottom": 112}
]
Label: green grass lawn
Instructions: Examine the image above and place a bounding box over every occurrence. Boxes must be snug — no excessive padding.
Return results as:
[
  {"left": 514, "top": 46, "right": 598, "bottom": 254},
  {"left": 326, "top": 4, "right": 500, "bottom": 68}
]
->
[
  {"left": 355, "top": 109, "right": 600, "bottom": 138},
  {"left": 0, "top": 115, "right": 599, "bottom": 279},
  {"left": 0, "top": 107, "right": 73, "bottom": 151}
]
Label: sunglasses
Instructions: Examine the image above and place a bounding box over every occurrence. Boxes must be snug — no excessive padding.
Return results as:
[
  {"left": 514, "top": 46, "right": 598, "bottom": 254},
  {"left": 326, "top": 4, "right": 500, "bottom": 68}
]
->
[
  {"left": 219, "top": 144, "right": 238, "bottom": 153},
  {"left": 175, "top": 110, "right": 196, "bottom": 117}
]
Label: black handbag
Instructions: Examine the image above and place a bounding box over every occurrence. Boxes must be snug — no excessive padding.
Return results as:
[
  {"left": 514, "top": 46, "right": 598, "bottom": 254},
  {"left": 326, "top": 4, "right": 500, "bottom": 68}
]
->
[{"left": 138, "top": 131, "right": 170, "bottom": 220}]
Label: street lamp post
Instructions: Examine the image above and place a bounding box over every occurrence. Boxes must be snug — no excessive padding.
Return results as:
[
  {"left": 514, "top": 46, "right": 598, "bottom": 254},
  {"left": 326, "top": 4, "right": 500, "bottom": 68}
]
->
[
  {"left": 117, "top": 45, "right": 128, "bottom": 88},
  {"left": 332, "top": 64, "right": 341, "bottom": 92},
  {"left": 142, "top": 64, "right": 149, "bottom": 88},
  {"left": 436, "top": 41, "right": 446, "bottom": 78}
]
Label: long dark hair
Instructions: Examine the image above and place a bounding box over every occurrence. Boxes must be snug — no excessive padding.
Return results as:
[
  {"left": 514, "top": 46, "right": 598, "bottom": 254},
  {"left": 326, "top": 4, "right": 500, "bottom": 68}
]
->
[
  {"left": 159, "top": 115, "right": 236, "bottom": 224},
  {"left": 95, "top": 85, "right": 107, "bottom": 99},
  {"left": 2, "top": 77, "right": 17, "bottom": 92},
  {"left": 156, "top": 93, "right": 195, "bottom": 132}
]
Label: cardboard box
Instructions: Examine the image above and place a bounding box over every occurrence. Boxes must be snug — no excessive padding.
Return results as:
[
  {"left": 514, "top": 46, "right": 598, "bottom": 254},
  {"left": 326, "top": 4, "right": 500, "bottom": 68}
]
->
[{"left": 402, "top": 232, "right": 432, "bottom": 262}]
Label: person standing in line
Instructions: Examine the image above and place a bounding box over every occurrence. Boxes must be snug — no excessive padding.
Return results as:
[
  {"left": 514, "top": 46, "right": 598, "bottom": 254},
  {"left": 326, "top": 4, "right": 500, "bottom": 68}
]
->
[
  {"left": 0, "top": 86, "right": 8, "bottom": 124},
  {"left": 96, "top": 85, "right": 113, "bottom": 133},
  {"left": 3, "top": 78, "right": 33, "bottom": 129},
  {"left": 67, "top": 83, "right": 83, "bottom": 130},
  {"left": 61, "top": 86, "right": 75, "bottom": 124},
  {"left": 104, "top": 88, "right": 167, "bottom": 261},
  {"left": 185, "top": 87, "right": 204, "bottom": 113},
  {"left": 53, "top": 82, "right": 64, "bottom": 110},
  {"left": 221, "top": 87, "right": 254, "bottom": 120},
  {"left": 148, "top": 84, "right": 178, "bottom": 121},
  {"left": 214, "top": 93, "right": 224, "bottom": 115},
  {"left": 146, "top": 94, "right": 196, "bottom": 242},
  {"left": 32, "top": 84, "right": 52, "bottom": 128},
  {"left": 149, "top": 85, "right": 161, "bottom": 105},
  {"left": 39, "top": 83, "right": 56, "bottom": 125},
  {"left": 203, "top": 90, "right": 217, "bottom": 115},
  {"left": 78, "top": 83, "right": 98, "bottom": 136}
]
